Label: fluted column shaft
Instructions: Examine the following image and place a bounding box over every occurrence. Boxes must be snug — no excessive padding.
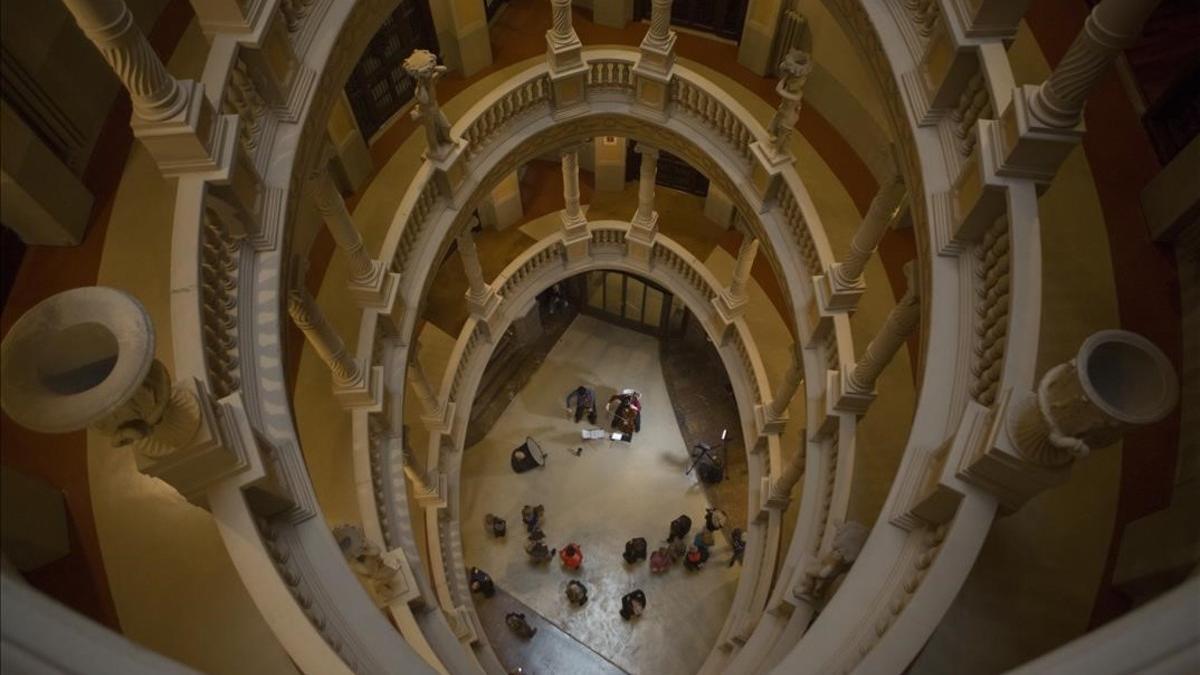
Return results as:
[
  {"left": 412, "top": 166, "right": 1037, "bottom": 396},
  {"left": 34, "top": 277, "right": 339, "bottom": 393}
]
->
[
  {"left": 548, "top": 0, "right": 579, "bottom": 47},
  {"left": 633, "top": 144, "right": 659, "bottom": 226},
  {"left": 1030, "top": 0, "right": 1162, "bottom": 128},
  {"left": 287, "top": 286, "right": 361, "bottom": 388},
  {"left": 60, "top": 0, "right": 185, "bottom": 122},
  {"left": 766, "top": 347, "right": 804, "bottom": 419},
  {"left": 561, "top": 149, "right": 586, "bottom": 226},
  {"left": 646, "top": 0, "right": 674, "bottom": 46},
  {"left": 830, "top": 175, "right": 905, "bottom": 287},
  {"left": 847, "top": 263, "right": 921, "bottom": 393},
  {"left": 729, "top": 236, "right": 760, "bottom": 299},
  {"left": 312, "top": 170, "right": 379, "bottom": 287},
  {"left": 457, "top": 227, "right": 488, "bottom": 300},
  {"left": 769, "top": 446, "right": 806, "bottom": 503}
]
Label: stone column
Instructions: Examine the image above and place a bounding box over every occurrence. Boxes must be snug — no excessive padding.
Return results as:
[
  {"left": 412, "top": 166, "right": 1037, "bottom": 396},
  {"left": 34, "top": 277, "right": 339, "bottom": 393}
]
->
[
  {"left": 310, "top": 166, "right": 399, "bottom": 310},
  {"left": 729, "top": 236, "right": 760, "bottom": 300},
  {"left": 560, "top": 147, "right": 591, "bottom": 262},
  {"left": 546, "top": 0, "right": 587, "bottom": 110},
  {"left": 60, "top": 0, "right": 227, "bottom": 175},
  {"left": 1030, "top": 0, "right": 1162, "bottom": 129},
  {"left": 996, "top": 0, "right": 1163, "bottom": 182},
  {"left": 633, "top": 0, "right": 676, "bottom": 113},
  {"left": 457, "top": 220, "right": 501, "bottom": 328},
  {"left": 820, "top": 175, "right": 906, "bottom": 311},
  {"left": 713, "top": 234, "right": 760, "bottom": 326},
  {"left": 758, "top": 345, "right": 804, "bottom": 433},
  {"left": 407, "top": 348, "right": 439, "bottom": 416},
  {"left": 845, "top": 262, "right": 921, "bottom": 395},
  {"left": 1008, "top": 329, "right": 1177, "bottom": 467},
  {"left": 627, "top": 143, "right": 659, "bottom": 263},
  {"left": 766, "top": 444, "right": 806, "bottom": 508},
  {"left": 287, "top": 279, "right": 378, "bottom": 409},
  {"left": 763, "top": 345, "right": 801, "bottom": 420}
]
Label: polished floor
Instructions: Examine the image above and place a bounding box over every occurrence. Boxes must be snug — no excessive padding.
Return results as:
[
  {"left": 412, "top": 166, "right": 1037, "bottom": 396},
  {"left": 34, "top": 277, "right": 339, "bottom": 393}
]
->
[{"left": 461, "top": 315, "right": 740, "bottom": 675}]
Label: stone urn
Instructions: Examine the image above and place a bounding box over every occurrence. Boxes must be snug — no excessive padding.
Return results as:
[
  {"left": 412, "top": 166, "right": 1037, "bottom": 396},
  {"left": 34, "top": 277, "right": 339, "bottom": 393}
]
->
[
  {"left": 1010, "top": 329, "right": 1178, "bottom": 466},
  {"left": 1, "top": 287, "right": 200, "bottom": 459}
]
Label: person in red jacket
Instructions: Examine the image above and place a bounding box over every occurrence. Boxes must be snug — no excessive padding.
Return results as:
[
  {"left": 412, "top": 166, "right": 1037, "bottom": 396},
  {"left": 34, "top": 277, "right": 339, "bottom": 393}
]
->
[{"left": 560, "top": 542, "right": 583, "bottom": 570}]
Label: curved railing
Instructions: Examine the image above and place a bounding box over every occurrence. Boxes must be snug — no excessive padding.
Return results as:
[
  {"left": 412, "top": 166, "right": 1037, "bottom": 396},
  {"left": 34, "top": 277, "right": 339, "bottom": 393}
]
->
[
  {"left": 162, "top": 0, "right": 1068, "bottom": 672},
  {"left": 166, "top": 2, "right": 445, "bottom": 674}
]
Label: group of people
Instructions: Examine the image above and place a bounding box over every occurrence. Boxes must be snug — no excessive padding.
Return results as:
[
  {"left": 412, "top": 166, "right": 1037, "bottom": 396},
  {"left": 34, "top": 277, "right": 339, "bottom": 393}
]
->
[
  {"left": 631, "top": 508, "right": 746, "bottom": 574},
  {"left": 565, "top": 385, "right": 643, "bottom": 438}
]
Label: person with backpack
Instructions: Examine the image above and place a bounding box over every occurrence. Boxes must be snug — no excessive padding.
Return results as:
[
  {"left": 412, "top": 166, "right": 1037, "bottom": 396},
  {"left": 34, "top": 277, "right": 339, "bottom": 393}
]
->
[{"left": 620, "top": 589, "right": 647, "bottom": 620}]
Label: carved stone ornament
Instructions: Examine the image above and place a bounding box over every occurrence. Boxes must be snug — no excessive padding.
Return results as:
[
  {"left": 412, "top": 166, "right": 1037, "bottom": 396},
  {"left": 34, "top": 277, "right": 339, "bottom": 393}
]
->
[
  {"left": 1008, "top": 329, "right": 1178, "bottom": 467},
  {"left": 767, "top": 49, "right": 812, "bottom": 156},
  {"left": 333, "top": 523, "right": 404, "bottom": 600},
  {"left": 794, "top": 520, "right": 868, "bottom": 601},
  {"left": 403, "top": 50, "right": 453, "bottom": 157},
  {"left": 0, "top": 287, "right": 202, "bottom": 460}
]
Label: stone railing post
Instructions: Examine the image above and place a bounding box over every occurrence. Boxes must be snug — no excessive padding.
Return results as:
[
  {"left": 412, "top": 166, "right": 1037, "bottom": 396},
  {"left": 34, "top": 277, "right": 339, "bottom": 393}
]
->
[
  {"left": 626, "top": 143, "right": 659, "bottom": 263},
  {"left": 60, "top": 0, "right": 233, "bottom": 176},
  {"left": 994, "top": 0, "right": 1162, "bottom": 182},
  {"left": 632, "top": 0, "right": 676, "bottom": 116},
  {"left": 756, "top": 344, "right": 804, "bottom": 434},
  {"left": 399, "top": 436, "right": 447, "bottom": 508},
  {"left": 545, "top": 0, "right": 588, "bottom": 111},
  {"left": 560, "top": 147, "right": 591, "bottom": 262},
  {"left": 818, "top": 175, "right": 906, "bottom": 312},
  {"left": 457, "top": 220, "right": 501, "bottom": 334},
  {"left": 310, "top": 163, "right": 400, "bottom": 312},
  {"left": 287, "top": 267, "right": 380, "bottom": 410}
]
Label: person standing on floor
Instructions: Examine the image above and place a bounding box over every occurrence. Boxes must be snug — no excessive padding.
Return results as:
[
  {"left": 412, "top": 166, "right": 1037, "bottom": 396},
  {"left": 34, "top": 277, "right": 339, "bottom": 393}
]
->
[{"left": 565, "top": 385, "right": 598, "bottom": 424}]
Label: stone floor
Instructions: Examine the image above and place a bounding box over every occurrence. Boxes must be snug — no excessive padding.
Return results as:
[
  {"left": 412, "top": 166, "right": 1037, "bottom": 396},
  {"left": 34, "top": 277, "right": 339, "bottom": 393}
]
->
[{"left": 461, "top": 315, "right": 740, "bottom": 675}]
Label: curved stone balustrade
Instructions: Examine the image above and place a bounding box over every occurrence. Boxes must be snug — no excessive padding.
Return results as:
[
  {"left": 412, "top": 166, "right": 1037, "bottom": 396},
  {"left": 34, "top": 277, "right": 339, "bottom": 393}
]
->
[{"left": 138, "top": 0, "right": 1157, "bottom": 671}]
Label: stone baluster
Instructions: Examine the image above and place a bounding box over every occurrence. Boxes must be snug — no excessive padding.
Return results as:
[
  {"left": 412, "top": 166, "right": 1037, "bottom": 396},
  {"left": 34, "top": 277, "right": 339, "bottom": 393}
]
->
[
  {"left": 406, "top": 346, "right": 439, "bottom": 417},
  {"left": 627, "top": 143, "right": 659, "bottom": 263},
  {"left": 820, "top": 175, "right": 906, "bottom": 311},
  {"left": 310, "top": 165, "right": 399, "bottom": 310},
  {"left": 457, "top": 219, "right": 501, "bottom": 330},
  {"left": 560, "top": 147, "right": 590, "bottom": 261},
  {"left": 59, "top": 0, "right": 227, "bottom": 174},
  {"left": 287, "top": 272, "right": 379, "bottom": 409},
  {"left": 997, "top": 0, "right": 1162, "bottom": 182},
  {"left": 845, "top": 262, "right": 921, "bottom": 395}
]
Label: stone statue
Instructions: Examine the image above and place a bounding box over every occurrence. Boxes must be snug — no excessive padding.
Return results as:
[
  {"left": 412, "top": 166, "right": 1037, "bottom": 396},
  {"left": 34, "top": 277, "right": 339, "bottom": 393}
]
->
[
  {"left": 333, "top": 524, "right": 405, "bottom": 601},
  {"left": 767, "top": 49, "right": 813, "bottom": 156},
  {"left": 794, "top": 520, "right": 868, "bottom": 601},
  {"left": 404, "top": 50, "right": 453, "bottom": 157}
]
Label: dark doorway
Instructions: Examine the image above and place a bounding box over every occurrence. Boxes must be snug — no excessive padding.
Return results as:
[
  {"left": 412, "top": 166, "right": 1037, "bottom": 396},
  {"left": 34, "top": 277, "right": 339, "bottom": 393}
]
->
[
  {"left": 633, "top": 0, "right": 749, "bottom": 42},
  {"left": 626, "top": 145, "right": 709, "bottom": 197},
  {"left": 344, "top": 0, "right": 440, "bottom": 140}
]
